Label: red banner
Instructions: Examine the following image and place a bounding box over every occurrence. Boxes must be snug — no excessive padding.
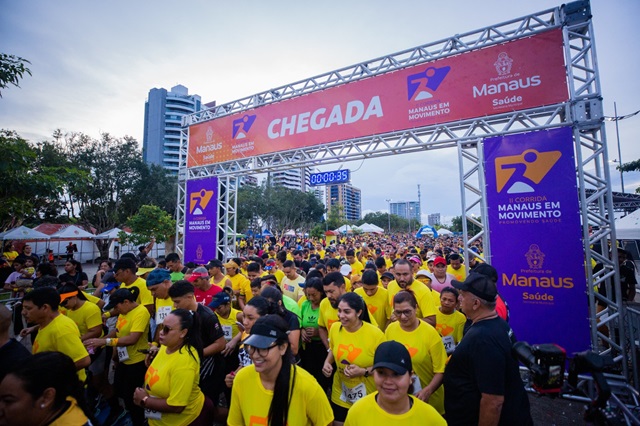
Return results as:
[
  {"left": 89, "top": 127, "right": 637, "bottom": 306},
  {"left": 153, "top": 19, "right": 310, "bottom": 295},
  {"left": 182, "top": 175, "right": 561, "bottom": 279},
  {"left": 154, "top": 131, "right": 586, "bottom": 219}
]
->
[{"left": 188, "top": 29, "right": 567, "bottom": 167}]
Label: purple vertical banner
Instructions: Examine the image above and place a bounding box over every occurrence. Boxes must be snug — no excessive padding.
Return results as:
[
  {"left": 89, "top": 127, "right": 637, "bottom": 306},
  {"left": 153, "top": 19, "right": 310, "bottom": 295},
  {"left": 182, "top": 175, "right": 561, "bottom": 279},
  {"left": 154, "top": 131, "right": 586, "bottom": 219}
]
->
[
  {"left": 184, "top": 177, "right": 218, "bottom": 265},
  {"left": 484, "top": 126, "right": 590, "bottom": 355}
]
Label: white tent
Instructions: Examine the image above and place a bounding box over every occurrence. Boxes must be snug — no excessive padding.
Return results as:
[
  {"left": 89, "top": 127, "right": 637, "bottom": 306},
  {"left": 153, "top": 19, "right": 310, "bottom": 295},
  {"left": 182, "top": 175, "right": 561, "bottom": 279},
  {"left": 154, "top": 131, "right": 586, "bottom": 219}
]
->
[
  {"left": 49, "top": 225, "right": 97, "bottom": 263},
  {"left": 94, "top": 228, "right": 167, "bottom": 260},
  {"left": 438, "top": 228, "right": 453, "bottom": 235},
  {"left": 616, "top": 209, "right": 640, "bottom": 240},
  {"left": 0, "top": 226, "right": 50, "bottom": 241},
  {"left": 334, "top": 224, "right": 357, "bottom": 234},
  {"left": 358, "top": 223, "right": 384, "bottom": 233}
]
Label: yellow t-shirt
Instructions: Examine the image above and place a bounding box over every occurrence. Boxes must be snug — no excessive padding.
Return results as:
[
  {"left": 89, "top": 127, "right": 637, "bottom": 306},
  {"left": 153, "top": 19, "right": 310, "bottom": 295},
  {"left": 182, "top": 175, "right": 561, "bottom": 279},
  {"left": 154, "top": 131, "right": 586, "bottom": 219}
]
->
[
  {"left": 349, "top": 260, "right": 364, "bottom": 275},
  {"left": 64, "top": 301, "right": 103, "bottom": 337},
  {"left": 211, "top": 274, "right": 232, "bottom": 289},
  {"left": 317, "top": 249, "right": 325, "bottom": 259},
  {"left": 387, "top": 280, "right": 437, "bottom": 319},
  {"left": 344, "top": 392, "right": 446, "bottom": 426},
  {"left": 435, "top": 309, "right": 467, "bottom": 346},
  {"left": 49, "top": 397, "right": 90, "bottom": 426},
  {"left": 33, "top": 314, "right": 88, "bottom": 382},
  {"left": 144, "top": 345, "right": 204, "bottom": 426},
  {"left": 82, "top": 291, "right": 103, "bottom": 306},
  {"left": 155, "top": 296, "right": 174, "bottom": 325},
  {"left": 121, "top": 277, "right": 154, "bottom": 306},
  {"left": 280, "top": 275, "right": 305, "bottom": 301},
  {"left": 385, "top": 321, "right": 447, "bottom": 414},
  {"left": 116, "top": 303, "right": 150, "bottom": 364},
  {"left": 446, "top": 264, "right": 467, "bottom": 282},
  {"left": 228, "top": 365, "right": 333, "bottom": 426},
  {"left": 216, "top": 308, "right": 241, "bottom": 341},
  {"left": 273, "top": 269, "right": 285, "bottom": 284},
  {"left": 354, "top": 287, "right": 391, "bottom": 331},
  {"left": 329, "top": 321, "right": 385, "bottom": 408}
]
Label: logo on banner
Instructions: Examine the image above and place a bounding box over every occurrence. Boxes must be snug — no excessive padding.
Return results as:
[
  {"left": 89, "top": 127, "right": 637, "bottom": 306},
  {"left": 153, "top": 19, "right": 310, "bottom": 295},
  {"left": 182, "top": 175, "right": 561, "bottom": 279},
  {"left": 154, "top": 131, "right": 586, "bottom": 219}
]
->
[
  {"left": 494, "top": 52, "right": 514, "bottom": 76},
  {"left": 406, "top": 66, "right": 451, "bottom": 101},
  {"left": 206, "top": 127, "right": 214, "bottom": 142},
  {"left": 189, "top": 189, "right": 214, "bottom": 214},
  {"left": 232, "top": 114, "right": 257, "bottom": 139},
  {"left": 495, "top": 149, "right": 561, "bottom": 193},
  {"left": 525, "top": 244, "right": 545, "bottom": 269}
]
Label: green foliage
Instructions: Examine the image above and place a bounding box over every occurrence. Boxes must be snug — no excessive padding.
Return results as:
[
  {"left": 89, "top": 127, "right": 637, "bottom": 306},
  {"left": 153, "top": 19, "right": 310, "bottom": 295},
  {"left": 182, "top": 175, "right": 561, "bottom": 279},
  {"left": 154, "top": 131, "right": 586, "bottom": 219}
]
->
[
  {"left": 310, "top": 224, "right": 325, "bottom": 239},
  {"left": 118, "top": 205, "right": 176, "bottom": 246},
  {"left": 0, "top": 130, "right": 81, "bottom": 230},
  {"left": 0, "top": 54, "right": 32, "bottom": 97},
  {"left": 237, "top": 183, "right": 326, "bottom": 236},
  {"left": 619, "top": 159, "right": 640, "bottom": 193},
  {"left": 450, "top": 215, "right": 481, "bottom": 235},
  {"left": 326, "top": 205, "right": 346, "bottom": 230}
]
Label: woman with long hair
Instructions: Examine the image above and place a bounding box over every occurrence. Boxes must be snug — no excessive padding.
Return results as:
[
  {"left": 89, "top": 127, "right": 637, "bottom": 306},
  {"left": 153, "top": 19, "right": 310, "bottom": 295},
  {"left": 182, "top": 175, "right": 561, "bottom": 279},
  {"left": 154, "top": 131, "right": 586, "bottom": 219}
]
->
[
  {"left": 0, "top": 351, "right": 95, "bottom": 425},
  {"left": 344, "top": 341, "right": 446, "bottom": 425},
  {"left": 385, "top": 291, "right": 446, "bottom": 415},
  {"left": 84, "top": 287, "right": 149, "bottom": 425},
  {"left": 228, "top": 315, "right": 333, "bottom": 426},
  {"left": 59, "top": 259, "right": 88, "bottom": 289},
  {"left": 133, "top": 309, "right": 207, "bottom": 426},
  {"left": 322, "top": 292, "right": 385, "bottom": 426}
]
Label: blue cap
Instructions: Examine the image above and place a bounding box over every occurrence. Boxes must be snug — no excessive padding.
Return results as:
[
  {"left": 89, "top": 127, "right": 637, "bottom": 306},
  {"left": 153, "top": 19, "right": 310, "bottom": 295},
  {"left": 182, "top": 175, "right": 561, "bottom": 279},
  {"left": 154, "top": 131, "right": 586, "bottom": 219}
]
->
[
  {"left": 208, "top": 291, "right": 231, "bottom": 309},
  {"left": 146, "top": 268, "right": 171, "bottom": 286},
  {"left": 102, "top": 281, "right": 120, "bottom": 293}
]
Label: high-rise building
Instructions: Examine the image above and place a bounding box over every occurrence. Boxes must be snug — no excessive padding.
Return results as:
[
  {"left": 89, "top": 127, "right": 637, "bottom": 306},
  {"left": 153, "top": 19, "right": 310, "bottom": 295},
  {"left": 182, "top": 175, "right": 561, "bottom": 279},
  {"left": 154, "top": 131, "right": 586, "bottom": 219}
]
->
[
  {"left": 390, "top": 201, "right": 421, "bottom": 221},
  {"left": 270, "top": 167, "right": 311, "bottom": 191},
  {"left": 428, "top": 213, "right": 441, "bottom": 226},
  {"left": 327, "top": 183, "right": 362, "bottom": 221},
  {"left": 143, "top": 84, "right": 201, "bottom": 174}
]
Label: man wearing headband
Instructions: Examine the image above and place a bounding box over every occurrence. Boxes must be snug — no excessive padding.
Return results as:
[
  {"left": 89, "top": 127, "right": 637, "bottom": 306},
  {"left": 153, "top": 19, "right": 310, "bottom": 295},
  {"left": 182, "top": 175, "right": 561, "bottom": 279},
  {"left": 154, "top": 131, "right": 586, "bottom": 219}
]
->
[{"left": 444, "top": 273, "right": 532, "bottom": 425}]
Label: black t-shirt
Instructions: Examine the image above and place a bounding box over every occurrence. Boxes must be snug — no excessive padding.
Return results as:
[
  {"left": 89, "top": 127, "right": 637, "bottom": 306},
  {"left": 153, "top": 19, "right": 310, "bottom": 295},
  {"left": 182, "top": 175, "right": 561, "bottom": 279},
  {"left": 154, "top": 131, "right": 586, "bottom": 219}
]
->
[
  {"left": 15, "top": 253, "right": 39, "bottom": 266},
  {"left": 195, "top": 304, "right": 225, "bottom": 386},
  {"left": 58, "top": 272, "right": 89, "bottom": 286},
  {"left": 444, "top": 317, "right": 532, "bottom": 426}
]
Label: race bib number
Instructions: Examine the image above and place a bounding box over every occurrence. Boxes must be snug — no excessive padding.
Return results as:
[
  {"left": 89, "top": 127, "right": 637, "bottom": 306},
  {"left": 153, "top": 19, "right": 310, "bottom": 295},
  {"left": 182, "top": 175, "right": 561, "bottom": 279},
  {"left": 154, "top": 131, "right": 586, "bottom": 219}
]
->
[
  {"left": 222, "top": 325, "right": 233, "bottom": 341},
  {"left": 340, "top": 382, "right": 367, "bottom": 404},
  {"left": 442, "top": 335, "right": 456, "bottom": 354},
  {"left": 156, "top": 306, "right": 172, "bottom": 324},
  {"left": 144, "top": 408, "right": 162, "bottom": 420},
  {"left": 116, "top": 346, "right": 130, "bottom": 362}
]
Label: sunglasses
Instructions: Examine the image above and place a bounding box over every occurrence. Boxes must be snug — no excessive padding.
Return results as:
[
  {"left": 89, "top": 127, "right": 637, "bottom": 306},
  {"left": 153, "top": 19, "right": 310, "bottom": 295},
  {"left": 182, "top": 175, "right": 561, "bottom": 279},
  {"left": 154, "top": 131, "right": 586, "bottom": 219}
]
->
[
  {"left": 394, "top": 309, "right": 414, "bottom": 318},
  {"left": 161, "top": 325, "right": 175, "bottom": 334},
  {"left": 246, "top": 344, "right": 277, "bottom": 357}
]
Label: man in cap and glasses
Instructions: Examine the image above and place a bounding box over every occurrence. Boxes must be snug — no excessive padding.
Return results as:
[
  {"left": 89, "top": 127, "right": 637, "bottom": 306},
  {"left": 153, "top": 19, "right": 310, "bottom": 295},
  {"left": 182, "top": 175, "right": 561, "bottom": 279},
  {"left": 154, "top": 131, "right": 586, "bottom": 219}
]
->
[{"left": 443, "top": 273, "right": 532, "bottom": 425}]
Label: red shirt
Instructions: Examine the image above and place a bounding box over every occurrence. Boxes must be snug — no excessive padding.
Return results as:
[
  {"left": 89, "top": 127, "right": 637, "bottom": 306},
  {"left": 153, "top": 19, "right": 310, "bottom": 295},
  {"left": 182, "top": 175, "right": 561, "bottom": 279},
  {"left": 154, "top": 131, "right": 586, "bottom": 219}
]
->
[{"left": 194, "top": 284, "right": 222, "bottom": 306}]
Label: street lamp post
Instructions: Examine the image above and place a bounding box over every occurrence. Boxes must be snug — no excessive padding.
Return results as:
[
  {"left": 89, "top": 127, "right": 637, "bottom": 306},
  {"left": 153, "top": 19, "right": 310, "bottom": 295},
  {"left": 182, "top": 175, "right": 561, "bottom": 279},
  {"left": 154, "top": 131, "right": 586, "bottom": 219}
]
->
[
  {"left": 385, "top": 199, "right": 391, "bottom": 234},
  {"left": 614, "top": 102, "right": 625, "bottom": 193}
]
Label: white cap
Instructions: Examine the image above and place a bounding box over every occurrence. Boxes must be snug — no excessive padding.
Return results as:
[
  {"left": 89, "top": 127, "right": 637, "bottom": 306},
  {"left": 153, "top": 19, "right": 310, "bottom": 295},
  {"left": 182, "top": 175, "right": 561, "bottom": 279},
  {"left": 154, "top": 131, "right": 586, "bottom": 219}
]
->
[{"left": 340, "top": 264, "right": 352, "bottom": 276}]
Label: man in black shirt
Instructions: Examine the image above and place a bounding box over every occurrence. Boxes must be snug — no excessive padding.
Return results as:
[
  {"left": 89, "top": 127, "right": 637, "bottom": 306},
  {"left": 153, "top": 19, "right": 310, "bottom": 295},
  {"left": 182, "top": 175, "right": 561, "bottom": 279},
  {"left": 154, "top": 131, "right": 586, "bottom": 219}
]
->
[{"left": 444, "top": 273, "right": 532, "bottom": 425}]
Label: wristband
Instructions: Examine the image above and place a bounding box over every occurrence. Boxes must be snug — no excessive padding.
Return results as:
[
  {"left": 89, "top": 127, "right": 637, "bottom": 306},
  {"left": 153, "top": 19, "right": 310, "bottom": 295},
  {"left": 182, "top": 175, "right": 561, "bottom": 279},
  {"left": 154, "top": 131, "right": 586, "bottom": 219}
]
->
[
  {"left": 104, "top": 311, "right": 111, "bottom": 318},
  {"left": 151, "top": 342, "right": 159, "bottom": 347},
  {"left": 111, "top": 338, "right": 119, "bottom": 347}
]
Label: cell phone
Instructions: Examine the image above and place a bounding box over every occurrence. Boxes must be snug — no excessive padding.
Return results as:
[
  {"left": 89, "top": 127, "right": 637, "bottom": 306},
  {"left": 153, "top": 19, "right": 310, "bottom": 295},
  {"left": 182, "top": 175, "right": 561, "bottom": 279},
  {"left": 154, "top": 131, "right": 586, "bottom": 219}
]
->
[{"left": 137, "top": 349, "right": 151, "bottom": 354}]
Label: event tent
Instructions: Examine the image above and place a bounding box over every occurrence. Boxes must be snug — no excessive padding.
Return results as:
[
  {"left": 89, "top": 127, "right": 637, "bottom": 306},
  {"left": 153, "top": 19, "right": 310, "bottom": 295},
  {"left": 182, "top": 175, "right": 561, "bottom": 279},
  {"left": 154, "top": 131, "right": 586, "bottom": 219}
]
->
[
  {"left": 0, "top": 226, "right": 50, "bottom": 241},
  {"left": 358, "top": 223, "right": 384, "bottom": 233},
  {"left": 616, "top": 209, "right": 640, "bottom": 240},
  {"left": 49, "top": 225, "right": 97, "bottom": 263},
  {"left": 438, "top": 228, "right": 453, "bottom": 235}
]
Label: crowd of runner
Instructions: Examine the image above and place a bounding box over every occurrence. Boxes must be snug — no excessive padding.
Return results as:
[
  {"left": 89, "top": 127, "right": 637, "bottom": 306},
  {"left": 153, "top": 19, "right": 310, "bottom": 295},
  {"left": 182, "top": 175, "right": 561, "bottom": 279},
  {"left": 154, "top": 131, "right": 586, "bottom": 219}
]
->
[{"left": 0, "top": 234, "right": 539, "bottom": 425}]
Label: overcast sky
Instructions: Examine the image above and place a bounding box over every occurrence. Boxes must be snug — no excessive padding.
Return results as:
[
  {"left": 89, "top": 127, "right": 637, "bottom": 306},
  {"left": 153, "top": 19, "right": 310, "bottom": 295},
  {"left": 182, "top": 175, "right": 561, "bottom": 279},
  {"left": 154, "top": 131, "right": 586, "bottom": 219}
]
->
[{"left": 2, "top": 0, "right": 639, "bottom": 224}]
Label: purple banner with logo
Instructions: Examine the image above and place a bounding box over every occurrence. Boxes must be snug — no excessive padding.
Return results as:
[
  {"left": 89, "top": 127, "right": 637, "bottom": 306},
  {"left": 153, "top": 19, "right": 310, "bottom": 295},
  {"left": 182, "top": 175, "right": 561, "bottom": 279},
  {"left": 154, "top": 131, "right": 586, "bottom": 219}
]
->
[
  {"left": 484, "top": 126, "right": 590, "bottom": 354},
  {"left": 184, "top": 177, "right": 218, "bottom": 265}
]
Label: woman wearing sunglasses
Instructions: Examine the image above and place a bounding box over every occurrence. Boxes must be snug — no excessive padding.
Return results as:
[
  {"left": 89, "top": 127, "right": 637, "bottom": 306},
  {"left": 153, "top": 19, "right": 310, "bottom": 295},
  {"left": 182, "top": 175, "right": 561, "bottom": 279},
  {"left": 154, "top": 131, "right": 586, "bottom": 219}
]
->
[
  {"left": 133, "top": 309, "right": 208, "bottom": 426},
  {"left": 84, "top": 287, "right": 149, "bottom": 425},
  {"left": 228, "top": 315, "right": 333, "bottom": 426},
  {"left": 385, "top": 291, "right": 447, "bottom": 415}
]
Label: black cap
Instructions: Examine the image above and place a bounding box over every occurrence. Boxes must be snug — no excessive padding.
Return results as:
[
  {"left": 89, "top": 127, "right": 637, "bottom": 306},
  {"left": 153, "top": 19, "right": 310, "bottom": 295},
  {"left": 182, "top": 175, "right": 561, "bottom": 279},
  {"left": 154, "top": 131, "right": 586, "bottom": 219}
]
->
[
  {"left": 241, "top": 317, "right": 289, "bottom": 349},
  {"left": 381, "top": 272, "right": 395, "bottom": 281},
  {"left": 452, "top": 272, "right": 497, "bottom": 302},
  {"left": 104, "top": 288, "right": 136, "bottom": 310},
  {"left": 206, "top": 259, "right": 223, "bottom": 269},
  {"left": 372, "top": 341, "right": 412, "bottom": 375},
  {"left": 473, "top": 263, "right": 498, "bottom": 283}
]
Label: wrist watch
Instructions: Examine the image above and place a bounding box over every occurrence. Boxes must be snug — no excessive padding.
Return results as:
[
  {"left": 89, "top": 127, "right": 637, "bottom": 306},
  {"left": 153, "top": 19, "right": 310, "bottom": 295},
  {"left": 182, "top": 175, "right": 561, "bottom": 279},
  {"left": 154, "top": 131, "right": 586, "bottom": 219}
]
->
[
  {"left": 364, "top": 368, "right": 369, "bottom": 378},
  {"left": 141, "top": 396, "right": 149, "bottom": 407}
]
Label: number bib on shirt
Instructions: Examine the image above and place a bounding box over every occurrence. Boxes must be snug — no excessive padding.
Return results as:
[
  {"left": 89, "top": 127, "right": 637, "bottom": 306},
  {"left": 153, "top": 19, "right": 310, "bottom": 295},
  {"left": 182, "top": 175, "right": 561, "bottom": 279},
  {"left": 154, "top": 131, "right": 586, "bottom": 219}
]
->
[
  {"left": 155, "top": 306, "right": 172, "bottom": 324},
  {"left": 442, "top": 335, "right": 456, "bottom": 354},
  {"left": 117, "top": 346, "right": 130, "bottom": 362},
  {"left": 144, "top": 408, "right": 162, "bottom": 420},
  {"left": 340, "top": 382, "right": 366, "bottom": 404},
  {"left": 222, "top": 325, "right": 233, "bottom": 341}
]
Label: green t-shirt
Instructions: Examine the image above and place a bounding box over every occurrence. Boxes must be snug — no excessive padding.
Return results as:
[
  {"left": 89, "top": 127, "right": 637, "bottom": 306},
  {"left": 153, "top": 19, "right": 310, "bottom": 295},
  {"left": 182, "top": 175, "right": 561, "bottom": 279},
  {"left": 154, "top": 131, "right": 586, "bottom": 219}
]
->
[{"left": 300, "top": 300, "right": 320, "bottom": 330}]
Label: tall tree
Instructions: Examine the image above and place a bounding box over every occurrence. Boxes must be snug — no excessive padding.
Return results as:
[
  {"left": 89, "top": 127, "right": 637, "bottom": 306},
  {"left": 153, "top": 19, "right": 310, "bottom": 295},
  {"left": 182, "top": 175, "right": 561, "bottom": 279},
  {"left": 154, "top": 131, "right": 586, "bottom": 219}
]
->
[
  {"left": 118, "top": 205, "right": 176, "bottom": 248},
  {"left": 619, "top": 159, "right": 640, "bottom": 193},
  {"left": 0, "top": 54, "right": 31, "bottom": 97}
]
